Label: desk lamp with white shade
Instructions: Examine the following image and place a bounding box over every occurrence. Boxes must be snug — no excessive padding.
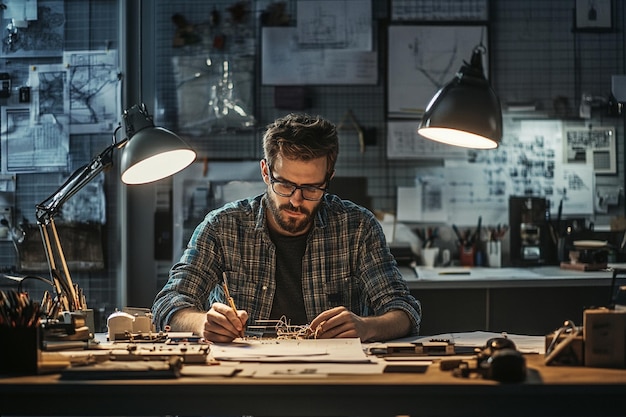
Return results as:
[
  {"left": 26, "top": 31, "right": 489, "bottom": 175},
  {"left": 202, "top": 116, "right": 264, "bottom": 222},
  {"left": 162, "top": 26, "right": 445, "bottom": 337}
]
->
[{"left": 35, "top": 103, "right": 195, "bottom": 336}]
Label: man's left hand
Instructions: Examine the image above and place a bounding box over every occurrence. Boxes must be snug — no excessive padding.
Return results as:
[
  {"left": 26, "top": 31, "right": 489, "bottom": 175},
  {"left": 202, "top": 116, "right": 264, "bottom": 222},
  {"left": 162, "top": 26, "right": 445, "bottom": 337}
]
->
[{"left": 309, "top": 306, "right": 364, "bottom": 339}]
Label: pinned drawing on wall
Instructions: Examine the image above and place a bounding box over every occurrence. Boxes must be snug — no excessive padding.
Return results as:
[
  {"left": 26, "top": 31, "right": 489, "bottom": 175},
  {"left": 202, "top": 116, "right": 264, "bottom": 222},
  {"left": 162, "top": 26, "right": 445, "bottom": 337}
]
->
[
  {"left": 261, "top": 27, "right": 377, "bottom": 85},
  {"left": 563, "top": 125, "right": 616, "bottom": 174},
  {"left": 397, "top": 173, "right": 447, "bottom": 223},
  {"left": 261, "top": 1, "right": 376, "bottom": 85},
  {"left": 0, "top": 106, "right": 68, "bottom": 173},
  {"left": 387, "top": 25, "right": 488, "bottom": 119},
  {"left": 29, "top": 63, "right": 69, "bottom": 123},
  {"left": 386, "top": 120, "right": 467, "bottom": 159},
  {"left": 575, "top": 0, "right": 612, "bottom": 32},
  {"left": 1, "top": 0, "right": 65, "bottom": 57},
  {"left": 64, "top": 50, "right": 121, "bottom": 134},
  {"left": 296, "top": 0, "right": 373, "bottom": 50}
]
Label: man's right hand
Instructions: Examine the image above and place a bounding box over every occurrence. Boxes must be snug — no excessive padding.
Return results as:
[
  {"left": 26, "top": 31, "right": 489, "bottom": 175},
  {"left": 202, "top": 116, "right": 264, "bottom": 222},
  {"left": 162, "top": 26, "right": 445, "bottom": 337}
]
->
[{"left": 203, "top": 302, "right": 249, "bottom": 342}]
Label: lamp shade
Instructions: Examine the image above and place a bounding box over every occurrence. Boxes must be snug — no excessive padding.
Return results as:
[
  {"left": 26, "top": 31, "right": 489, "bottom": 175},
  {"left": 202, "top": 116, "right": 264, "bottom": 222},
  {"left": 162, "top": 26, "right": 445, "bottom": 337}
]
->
[
  {"left": 418, "top": 47, "right": 502, "bottom": 150},
  {"left": 120, "top": 127, "right": 196, "bottom": 184},
  {"left": 119, "top": 104, "right": 196, "bottom": 184}
]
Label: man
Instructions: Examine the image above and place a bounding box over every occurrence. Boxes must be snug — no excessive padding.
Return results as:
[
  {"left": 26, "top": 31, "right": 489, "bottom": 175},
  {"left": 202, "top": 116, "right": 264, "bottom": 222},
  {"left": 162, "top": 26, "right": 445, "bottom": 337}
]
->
[{"left": 152, "top": 113, "right": 421, "bottom": 342}]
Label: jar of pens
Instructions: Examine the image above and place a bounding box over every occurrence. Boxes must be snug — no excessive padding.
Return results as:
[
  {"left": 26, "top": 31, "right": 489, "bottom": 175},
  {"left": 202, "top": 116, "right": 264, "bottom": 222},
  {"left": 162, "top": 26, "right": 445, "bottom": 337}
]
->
[
  {"left": 0, "top": 290, "right": 42, "bottom": 375},
  {"left": 452, "top": 218, "right": 481, "bottom": 267}
]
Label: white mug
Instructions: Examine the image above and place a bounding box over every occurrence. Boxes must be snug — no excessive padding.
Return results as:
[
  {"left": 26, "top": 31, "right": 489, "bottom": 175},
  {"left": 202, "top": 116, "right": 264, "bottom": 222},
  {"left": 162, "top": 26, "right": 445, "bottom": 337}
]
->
[
  {"left": 487, "top": 241, "right": 502, "bottom": 268},
  {"left": 421, "top": 247, "right": 439, "bottom": 268}
]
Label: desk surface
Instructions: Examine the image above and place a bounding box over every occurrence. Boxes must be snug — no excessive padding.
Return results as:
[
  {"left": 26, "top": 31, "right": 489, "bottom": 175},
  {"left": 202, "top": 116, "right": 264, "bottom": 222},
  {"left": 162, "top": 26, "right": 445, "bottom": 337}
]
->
[{"left": 1, "top": 354, "right": 625, "bottom": 417}]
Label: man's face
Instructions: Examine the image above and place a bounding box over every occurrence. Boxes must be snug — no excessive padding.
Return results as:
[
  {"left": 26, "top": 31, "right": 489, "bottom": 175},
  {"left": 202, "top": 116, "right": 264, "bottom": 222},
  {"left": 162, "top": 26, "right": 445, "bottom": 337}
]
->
[{"left": 261, "top": 156, "right": 329, "bottom": 236}]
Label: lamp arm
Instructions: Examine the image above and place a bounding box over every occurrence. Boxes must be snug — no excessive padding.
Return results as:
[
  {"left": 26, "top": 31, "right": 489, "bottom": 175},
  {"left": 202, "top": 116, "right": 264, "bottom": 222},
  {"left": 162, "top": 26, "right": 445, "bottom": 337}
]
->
[{"left": 34, "top": 141, "right": 118, "bottom": 313}]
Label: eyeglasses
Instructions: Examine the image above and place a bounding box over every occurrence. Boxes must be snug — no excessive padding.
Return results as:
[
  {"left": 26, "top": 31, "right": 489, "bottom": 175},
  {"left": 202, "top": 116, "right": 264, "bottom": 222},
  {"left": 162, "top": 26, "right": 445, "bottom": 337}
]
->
[{"left": 266, "top": 162, "right": 328, "bottom": 201}]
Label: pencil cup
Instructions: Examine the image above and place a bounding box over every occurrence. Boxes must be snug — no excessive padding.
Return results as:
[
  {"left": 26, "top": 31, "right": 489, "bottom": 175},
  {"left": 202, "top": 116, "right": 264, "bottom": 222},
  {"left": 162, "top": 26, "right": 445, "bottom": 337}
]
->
[
  {"left": 421, "top": 247, "right": 439, "bottom": 268},
  {"left": 459, "top": 246, "right": 475, "bottom": 267},
  {"left": 487, "top": 241, "right": 502, "bottom": 268},
  {"left": 0, "top": 326, "right": 40, "bottom": 375}
]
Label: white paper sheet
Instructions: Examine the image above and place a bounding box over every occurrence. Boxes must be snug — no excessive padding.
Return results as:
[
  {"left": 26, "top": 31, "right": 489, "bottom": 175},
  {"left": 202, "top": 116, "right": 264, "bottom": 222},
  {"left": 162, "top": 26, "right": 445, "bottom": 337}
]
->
[
  {"left": 210, "top": 338, "right": 372, "bottom": 363},
  {"left": 415, "top": 331, "right": 546, "bottom": 354}
]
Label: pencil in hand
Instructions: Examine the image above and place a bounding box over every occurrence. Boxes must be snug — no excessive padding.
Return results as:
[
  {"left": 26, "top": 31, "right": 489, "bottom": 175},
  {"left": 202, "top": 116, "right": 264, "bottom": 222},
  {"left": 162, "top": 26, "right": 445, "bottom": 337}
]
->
[{"left": 222, "top": 272, "right": 243, "bottom": 337}]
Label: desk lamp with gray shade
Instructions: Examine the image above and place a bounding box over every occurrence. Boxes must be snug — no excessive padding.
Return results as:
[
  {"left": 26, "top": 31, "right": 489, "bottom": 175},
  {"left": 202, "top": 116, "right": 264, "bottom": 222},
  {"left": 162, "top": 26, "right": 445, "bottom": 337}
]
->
[
  {"left": 417, "top": 41, "right": 503, "bottom": 150},
  {"left": 35, "top": 103, "right": 195, "bottom": 336}
]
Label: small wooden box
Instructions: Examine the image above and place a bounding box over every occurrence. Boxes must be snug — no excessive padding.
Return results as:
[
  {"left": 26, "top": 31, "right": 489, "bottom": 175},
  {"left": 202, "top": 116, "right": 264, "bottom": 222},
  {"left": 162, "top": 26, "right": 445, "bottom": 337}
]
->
[{"left": 584, "top": 308, "right": 626, "bottom": 368}]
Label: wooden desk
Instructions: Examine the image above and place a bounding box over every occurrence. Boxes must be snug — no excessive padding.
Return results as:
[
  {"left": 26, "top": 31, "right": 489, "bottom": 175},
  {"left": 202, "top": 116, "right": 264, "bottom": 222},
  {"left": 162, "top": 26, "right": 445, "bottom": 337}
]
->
[
  {"left": 1, "top": 354, "right": 625, "bottom": 417},
  {"left": 402, "top": 266, "right": 624, "bottom": 335}
]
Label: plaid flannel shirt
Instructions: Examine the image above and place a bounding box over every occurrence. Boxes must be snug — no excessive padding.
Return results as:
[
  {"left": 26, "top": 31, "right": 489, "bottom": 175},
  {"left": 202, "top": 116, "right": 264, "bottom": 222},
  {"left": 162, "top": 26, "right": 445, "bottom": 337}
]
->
[{"left": 152, "top": 193, "right": 421, "bottom": 334}]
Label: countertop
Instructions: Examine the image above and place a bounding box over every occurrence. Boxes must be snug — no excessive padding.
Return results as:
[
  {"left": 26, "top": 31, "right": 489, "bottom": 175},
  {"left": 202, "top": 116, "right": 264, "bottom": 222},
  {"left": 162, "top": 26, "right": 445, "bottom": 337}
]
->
[{"left": 400, "top": 265, "right": 624, "bottom": 289}]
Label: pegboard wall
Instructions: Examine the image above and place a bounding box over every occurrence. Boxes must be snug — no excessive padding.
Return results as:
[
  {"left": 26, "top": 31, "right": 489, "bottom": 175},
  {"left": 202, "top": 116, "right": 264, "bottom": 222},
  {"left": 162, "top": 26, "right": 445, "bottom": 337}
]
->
[
  {"left": 151, "top": 0, "right": 625, "bottom": 217},
  {"left": 2, "top": 0, "right": 625, "bottom": 320},
  {"left": 0, "top": 0, "right": 120, "bottom": 330},
  {"left": 148, "top": 0, "right": 625, "bottom": 290}
]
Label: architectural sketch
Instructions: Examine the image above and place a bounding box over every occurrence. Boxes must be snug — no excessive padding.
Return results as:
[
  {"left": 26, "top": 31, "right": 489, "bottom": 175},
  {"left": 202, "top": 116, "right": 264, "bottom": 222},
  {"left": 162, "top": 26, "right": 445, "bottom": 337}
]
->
[
  {"left": 30, "top": 64, "right": 68, "bottom": 121},
  {"left": 1, "top": 106, "right": 68, "bottom": 173},
  {"left": 387, "top": 25, "right": 487, "bottom": 117},
  {"left": 296, "top": 0, "right": 372, "bottom": 50},
  {"left": 64, "top": 50, "right": 121, "bottom": 134},
  {"left": 386, "top": 120, "right": 467, "bottom": 159},
  {"left": 262, "top": 27, "right": 378, "bottom": 85}
]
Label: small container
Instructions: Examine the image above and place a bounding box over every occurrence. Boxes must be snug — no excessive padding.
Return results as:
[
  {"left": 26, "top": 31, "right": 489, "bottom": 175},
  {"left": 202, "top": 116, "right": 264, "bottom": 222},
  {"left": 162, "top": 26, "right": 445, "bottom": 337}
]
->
[
  {"left": 487, "top": 241, "right": 502, "bottom": 268},
  {"left": 421, "top": 247, "right": 439, "bottom": 268},
  {"left": 0, "top": 326, "right": 40, "bottom": 375},
  {"left": 459, "top": 245, "right": 475, "bottom": 267}
]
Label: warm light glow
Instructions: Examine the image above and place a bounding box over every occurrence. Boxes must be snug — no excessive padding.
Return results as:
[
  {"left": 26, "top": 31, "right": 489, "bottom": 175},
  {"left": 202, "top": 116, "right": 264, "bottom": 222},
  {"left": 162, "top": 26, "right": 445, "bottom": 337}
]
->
[
  {"left": 417, "top": 45, "right": 502, "bottom": 149},
  {"left": 418, "top": 127, "right": 499, "bottom": 150},
  {"left": 121, "top": 149, "right": 196, "bottom": 184}
]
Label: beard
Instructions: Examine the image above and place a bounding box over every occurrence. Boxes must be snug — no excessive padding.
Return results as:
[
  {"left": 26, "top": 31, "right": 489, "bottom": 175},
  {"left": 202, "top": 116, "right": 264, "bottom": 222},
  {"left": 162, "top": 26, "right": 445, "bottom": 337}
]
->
[{"left": 267, "top": 194, "right": 319, "bottom": 235}]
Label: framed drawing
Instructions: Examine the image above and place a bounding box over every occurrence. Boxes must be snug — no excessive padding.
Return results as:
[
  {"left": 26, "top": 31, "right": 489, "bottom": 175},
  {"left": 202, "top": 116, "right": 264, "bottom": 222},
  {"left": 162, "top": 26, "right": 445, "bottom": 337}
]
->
[
  {"left": 575, "top": 0, "right": 612, "bottom": 32},
  {"left": 387, "top": 24, "right": 488, "bottom": 119},
  {"left": 564, "top": 126, "right": 616, "bottom": 174}
]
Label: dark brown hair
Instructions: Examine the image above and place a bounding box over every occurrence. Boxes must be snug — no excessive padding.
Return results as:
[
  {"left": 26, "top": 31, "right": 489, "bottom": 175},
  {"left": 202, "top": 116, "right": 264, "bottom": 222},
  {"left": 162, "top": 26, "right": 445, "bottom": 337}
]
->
[{"left": 263, "top": 113, "right": 339, "bottom": 174}]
